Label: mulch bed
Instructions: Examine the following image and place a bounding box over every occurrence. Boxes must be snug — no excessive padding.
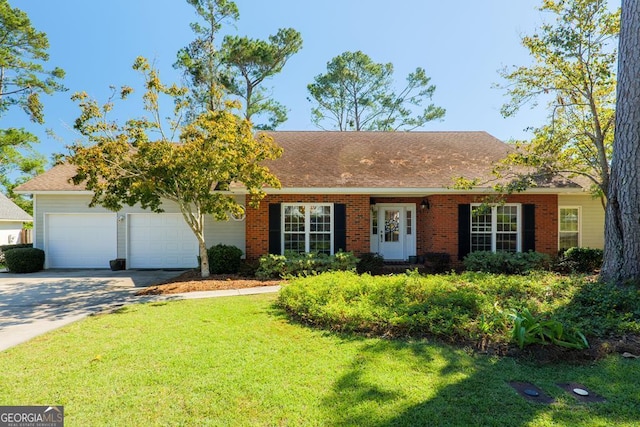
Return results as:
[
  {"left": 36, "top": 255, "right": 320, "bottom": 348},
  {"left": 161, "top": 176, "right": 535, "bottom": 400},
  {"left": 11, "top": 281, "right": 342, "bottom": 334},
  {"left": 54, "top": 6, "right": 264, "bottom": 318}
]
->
[{"left": 135, "top": 269, "right": 284, "bottom": 296}]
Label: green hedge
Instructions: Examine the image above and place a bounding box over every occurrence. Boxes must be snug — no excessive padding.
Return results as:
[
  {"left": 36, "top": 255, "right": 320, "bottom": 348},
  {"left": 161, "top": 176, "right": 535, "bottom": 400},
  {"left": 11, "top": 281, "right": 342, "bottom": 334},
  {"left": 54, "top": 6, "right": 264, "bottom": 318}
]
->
[
  {"left": 463, "top": 251, "right": 551, "bottom": 274},
  {"left": 256, "top": 251, "right": 358, "bottom": 279},
  {"left": 4, "top": 247, "right": 45, "bottom": 273},
  {"left": 556, "top": 247, "right": 603, "bottom": 273}
]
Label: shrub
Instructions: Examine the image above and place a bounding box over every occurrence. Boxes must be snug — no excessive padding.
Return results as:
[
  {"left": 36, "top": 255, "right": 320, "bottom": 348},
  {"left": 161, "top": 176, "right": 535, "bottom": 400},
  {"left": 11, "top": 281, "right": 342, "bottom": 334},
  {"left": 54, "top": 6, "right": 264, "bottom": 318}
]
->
[
  {"left": 4, "top": 247, "right": 45, "bottom": 273},
  {"left": 463, "top": 251, "right": 550, "bottom": 274},
  {"left": 356, "top": 252, "right": 385, "bottom": 275},
  {"left": 205, "top": 244, "right": 243, "bottom": 274},
  {"left": 423, "top": 252, "right": 451, "bottom": 273},
  {"left": 556, "top": 247, "right": 603, "bottom": 274},
  {"left": 0, "top": 243, "right": 33, "bottom": 264},
  {"left": 256, "top": 251, "right": 358, "bottom": 279}
]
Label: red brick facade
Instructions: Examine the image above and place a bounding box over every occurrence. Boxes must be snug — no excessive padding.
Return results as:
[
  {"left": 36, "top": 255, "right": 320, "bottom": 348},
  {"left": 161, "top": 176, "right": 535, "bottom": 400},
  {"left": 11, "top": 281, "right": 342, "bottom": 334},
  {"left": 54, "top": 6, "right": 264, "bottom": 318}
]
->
[{"left": 245, "top": 193, "right": 559, "bottom": 263}]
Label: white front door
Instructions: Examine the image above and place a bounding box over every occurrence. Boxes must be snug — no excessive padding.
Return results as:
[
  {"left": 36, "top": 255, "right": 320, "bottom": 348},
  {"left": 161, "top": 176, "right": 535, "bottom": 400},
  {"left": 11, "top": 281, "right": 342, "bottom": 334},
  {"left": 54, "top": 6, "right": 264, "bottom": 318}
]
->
[{"left": 379, "top": 207, "right": 405, "bottom": 260}]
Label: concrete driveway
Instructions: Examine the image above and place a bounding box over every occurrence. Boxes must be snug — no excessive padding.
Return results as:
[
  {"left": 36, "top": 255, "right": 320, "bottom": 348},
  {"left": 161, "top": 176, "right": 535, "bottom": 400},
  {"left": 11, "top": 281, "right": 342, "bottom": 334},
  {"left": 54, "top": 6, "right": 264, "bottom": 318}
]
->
[{"left": 0, "top": 269, "right": 184, "bottom": 352}]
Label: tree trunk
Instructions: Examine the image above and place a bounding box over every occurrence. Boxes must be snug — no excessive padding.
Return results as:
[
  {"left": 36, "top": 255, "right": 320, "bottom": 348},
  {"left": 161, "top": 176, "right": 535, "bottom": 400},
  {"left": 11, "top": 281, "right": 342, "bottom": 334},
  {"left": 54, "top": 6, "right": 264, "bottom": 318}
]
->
[
  {"left": 198, "top": 237, "right": 210, "bottom": 278},
  {"left": 601, "top": 0, "right": 640, "bottom": 284}
]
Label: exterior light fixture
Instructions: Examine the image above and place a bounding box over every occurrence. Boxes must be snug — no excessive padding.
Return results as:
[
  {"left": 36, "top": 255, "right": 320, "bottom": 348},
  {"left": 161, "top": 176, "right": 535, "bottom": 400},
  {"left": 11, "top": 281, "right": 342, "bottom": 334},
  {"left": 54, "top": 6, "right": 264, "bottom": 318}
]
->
[{"left": 420, "top": 199, "right": 430, "bottom": 210}]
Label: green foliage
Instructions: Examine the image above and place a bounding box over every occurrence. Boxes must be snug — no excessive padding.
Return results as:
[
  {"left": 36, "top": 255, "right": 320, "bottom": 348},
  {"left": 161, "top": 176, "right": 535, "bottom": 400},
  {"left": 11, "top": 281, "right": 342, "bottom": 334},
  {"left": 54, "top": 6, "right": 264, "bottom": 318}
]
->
[
  {"left": 278, "top": 271, "right": 499, "bottom": 340},
  {"left": 256, "top": 251, "right": 358, "bottom": 279},
  {"left": 175, "top": 0, "right": 301, "bottom": 129},
  {"left": 0, "top": 243, "right": 32, "bottom": 264},
  {"left": 205, "top": 244, "right": 243, "bottom": 274},
  {"left": 463, "top": 251, "right": 551, "bottom": 274},
  {"left": 0, "top": 1, "right": 63, "bottom": 201},
  {"left": 556, "top": 280, "right": 640, "bottom": 336},
  {"left": 423, "top": 252, "right": 451, "bottom": 273},
  {"left": 279, "top": 271, "right": 634, "bottom": 350},
  {"left": 307, "top": 50, "right": 445, "bottom": 131},
  {"left": 4, "top": 247, "right": 44, "bottom": 273},
  {"left": 508, "top": 308, "right": 589, "bottom": 350},
  {"left": 220, "top": 28, "right": 302, "bottom": 129},
  {"left": 496, "top": 0, "right": 619, "bottom": 199},
  {"left": 355, "top": 252, "right": 385, "bottom": 275},
  {"left": 556, "top": 247, "right": 603, "bottom": 273},
  {"left": 68, "top": 57, "right": 282, "bottom": 277}
]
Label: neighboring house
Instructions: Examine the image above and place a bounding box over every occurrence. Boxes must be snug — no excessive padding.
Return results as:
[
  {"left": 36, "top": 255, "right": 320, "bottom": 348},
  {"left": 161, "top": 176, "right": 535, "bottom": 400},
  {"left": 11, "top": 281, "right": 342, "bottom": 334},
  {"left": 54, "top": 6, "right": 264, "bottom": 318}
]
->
[
  {"left": 14, "top": 131, "right": 604, "bottom": 269},
  {"left": 0, "top": 192, "right": 32, "bottom": 245}
]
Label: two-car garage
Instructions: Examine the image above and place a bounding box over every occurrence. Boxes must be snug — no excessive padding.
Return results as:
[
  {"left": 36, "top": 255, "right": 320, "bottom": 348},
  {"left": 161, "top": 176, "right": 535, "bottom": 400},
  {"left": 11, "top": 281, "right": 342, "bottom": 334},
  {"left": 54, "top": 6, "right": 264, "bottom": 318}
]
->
[{"left": 44, "top": 213, "right": 198, "bottom": 269}]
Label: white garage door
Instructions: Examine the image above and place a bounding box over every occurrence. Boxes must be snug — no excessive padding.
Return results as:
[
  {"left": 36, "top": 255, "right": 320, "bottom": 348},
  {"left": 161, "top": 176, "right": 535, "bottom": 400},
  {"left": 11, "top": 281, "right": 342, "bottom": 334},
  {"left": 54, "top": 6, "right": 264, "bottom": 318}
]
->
[
  {"left": 46, "top": 214, "right": 117, "bottom": 268},
  {"left": 128, "top": 214, "right": 198, "bottom": 269}
]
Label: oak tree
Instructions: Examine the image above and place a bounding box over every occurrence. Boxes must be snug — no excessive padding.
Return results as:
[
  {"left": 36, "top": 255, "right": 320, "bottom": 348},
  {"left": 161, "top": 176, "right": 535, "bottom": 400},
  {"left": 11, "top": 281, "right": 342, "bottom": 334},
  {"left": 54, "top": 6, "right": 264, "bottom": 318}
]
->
[
  {"left": 307, "top": 50, "right": 445, "bottom": 131},
  {"left": 68, "top": 57, "right": 282, "bottom": 277},
  {"left": 600, "top": 0, "right": 640, "bottom": 284}
]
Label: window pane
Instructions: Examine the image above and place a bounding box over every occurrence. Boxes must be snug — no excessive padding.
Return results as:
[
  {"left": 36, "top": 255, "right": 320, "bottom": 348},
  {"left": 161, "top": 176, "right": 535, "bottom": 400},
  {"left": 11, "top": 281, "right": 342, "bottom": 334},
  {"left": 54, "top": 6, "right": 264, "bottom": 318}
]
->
[
  {"left": 284, "top": 233, "right": 306, "bottom": 253},
  {"left": 310, "top": 205, "right": 331, "bottom": 232},
  {"left": 384, "top": 210, "right": 400, "bottom": 242},
  {"left": 406, "top": 210, "right": 412, "bottom": 235},
  {"left": 496, "top": 233, "right": 517, "bottom": 252},
  {"left": 472, "top": 208, "right": 492, "bottom": 233},
  {"left": 310, "top": 233, "right": 331, "bottom": 254},
  {"left": 497, "top": 206, "right": 518, "bottom": 232},
  {"left": 560, "top": 208, "right": 579, "bottom": 232},
  {"left": 559, "top": 233, "right": 579, "bottom": 250},
  {"left": 471, "top": 233, "right": 492, "bottom": 252}
]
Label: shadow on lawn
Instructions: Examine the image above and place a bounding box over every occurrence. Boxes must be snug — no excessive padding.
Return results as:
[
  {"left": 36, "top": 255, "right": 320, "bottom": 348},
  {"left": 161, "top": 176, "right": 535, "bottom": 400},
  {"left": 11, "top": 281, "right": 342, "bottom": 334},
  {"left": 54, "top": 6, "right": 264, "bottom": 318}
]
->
[{"left": 315, "top": 338, "right": 639, "bottom": 427}]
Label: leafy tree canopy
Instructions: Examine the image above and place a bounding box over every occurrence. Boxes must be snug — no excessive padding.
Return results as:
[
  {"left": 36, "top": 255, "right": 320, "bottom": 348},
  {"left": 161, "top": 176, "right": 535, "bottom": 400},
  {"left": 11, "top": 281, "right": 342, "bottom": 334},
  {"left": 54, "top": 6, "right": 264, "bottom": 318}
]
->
[
  {"left": 307, "top": 50, "right": 445, "bottom": 131},
  {"left": 0, "top": 0, "right": 64, "bottom": 210},
  {"left": 494, "top": 0, "right": 619, "bottom": 202},
  {"left": 174, "top": 0, "right": 301, "bottom": 130},
  {"left": 68, "top": 57, "right": 282, "bottom": 277}
]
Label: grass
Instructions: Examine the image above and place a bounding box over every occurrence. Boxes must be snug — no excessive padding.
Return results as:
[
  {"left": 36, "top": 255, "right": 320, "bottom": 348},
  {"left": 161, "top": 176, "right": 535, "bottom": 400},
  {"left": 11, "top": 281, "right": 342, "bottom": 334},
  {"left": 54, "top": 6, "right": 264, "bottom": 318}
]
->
[{"left": 0, "top": 294, "right": 639, "bottom": 426}]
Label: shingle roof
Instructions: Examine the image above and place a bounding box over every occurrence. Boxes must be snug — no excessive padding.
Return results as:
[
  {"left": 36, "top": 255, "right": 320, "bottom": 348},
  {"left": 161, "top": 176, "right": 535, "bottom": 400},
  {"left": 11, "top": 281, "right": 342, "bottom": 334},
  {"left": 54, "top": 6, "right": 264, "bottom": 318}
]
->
[
  {"left": 0, "top": 192, "right": 32, "bottom": 221},
  {"left": 14, "top": 163, "right": 83, "bottom": 192},
  {"left": 265, "top": 131, "right": 516, "bottom": 188},
  {"left": 14, "top": 131, "right": 582, "bottom": 193}
]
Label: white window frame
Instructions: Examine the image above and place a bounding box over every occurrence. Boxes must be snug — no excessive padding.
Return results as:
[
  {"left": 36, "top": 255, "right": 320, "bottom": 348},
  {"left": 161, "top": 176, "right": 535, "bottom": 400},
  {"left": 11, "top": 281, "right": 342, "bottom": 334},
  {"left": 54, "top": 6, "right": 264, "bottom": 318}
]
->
[
  {"left": 282, "top": 203, "right": 334, "bottom": 254},
  {"left": 470, "top": 203, "right": 522, "bottom": 253},
  {"left": 558, "top": 206, "right": 581, "bottom": 250}
]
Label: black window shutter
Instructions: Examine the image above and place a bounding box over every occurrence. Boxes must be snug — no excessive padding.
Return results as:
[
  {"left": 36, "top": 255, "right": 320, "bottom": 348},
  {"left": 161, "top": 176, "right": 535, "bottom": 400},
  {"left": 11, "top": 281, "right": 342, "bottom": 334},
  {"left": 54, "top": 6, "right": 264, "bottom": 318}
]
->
[
  {"left": 523, "top": 204, "right": 536, "bottom": 252},
  {"left": 458, "top": 204, "right": 471, "bottom": 260},
  {"left": 269, "top": 203, "right": 282, "bottom": 254},
  {"left": 334, "top": 203, "right": 347, "bottom": 253}
]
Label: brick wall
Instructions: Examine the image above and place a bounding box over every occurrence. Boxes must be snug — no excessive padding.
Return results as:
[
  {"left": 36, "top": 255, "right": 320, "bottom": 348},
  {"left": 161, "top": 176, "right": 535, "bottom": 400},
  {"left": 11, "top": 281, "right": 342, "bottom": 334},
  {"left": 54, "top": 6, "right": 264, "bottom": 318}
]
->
[
  {"left": 420, "top": 194, "right": 558, "bottom": 264},
  {"left": 245, "top": 193, "right": 558, "bottom": 263},
  {"left": 245, "top": 194, "right": 370, "bottom": 261}
]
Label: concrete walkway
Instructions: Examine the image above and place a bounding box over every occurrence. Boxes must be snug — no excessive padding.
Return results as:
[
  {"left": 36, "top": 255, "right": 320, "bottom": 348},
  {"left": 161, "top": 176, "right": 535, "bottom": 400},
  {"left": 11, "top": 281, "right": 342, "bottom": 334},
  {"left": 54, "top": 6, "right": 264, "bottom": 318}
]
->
[{"left": 0, "top": 269, "right": 280, "bottom": 352}]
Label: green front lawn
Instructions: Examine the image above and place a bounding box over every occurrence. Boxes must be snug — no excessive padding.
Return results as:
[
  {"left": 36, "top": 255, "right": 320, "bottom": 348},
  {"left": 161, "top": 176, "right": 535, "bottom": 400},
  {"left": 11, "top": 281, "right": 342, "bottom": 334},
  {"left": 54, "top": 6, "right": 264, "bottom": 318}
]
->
[{"left": 1, "top": 294, "right": 639, "bottom": 426}]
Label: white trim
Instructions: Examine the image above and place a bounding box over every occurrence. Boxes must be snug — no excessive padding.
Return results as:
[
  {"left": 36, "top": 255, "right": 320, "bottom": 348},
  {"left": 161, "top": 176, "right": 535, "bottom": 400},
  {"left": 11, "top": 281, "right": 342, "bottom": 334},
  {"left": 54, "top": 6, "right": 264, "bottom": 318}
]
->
[
  {"left": 558, "top": 206, "right": 582, "bottom": 249},
  {"left": 256, "top": 187, "right": 583, "bottom": 195},
  {"left": 18, "top": 187, "right": 588, "bottom": 196},
  {"left": 14, "top": 190, "right": 94, "bottom": 195}
]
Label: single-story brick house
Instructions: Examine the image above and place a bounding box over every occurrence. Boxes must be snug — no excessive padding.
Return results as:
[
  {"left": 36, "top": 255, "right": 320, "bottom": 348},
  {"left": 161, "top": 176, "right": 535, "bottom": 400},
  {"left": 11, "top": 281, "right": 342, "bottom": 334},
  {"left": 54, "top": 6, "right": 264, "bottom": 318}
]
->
[
  {"left": 15, "top": 131, "right": 604, "bottom": 269},
  {"left": 0, "top": 192, "right": 32, "bottom": 245}
]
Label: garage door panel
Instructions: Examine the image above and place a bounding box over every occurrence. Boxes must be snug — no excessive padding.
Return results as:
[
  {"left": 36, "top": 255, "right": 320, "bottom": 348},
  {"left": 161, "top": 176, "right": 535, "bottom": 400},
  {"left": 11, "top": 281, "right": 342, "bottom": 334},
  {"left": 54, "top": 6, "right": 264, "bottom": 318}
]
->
[
  {"left": 128, "top": 214, "right": 198, "bottom": 269},
  {"left": 46, "top": 214, "right": 117, "bottom": 268}
]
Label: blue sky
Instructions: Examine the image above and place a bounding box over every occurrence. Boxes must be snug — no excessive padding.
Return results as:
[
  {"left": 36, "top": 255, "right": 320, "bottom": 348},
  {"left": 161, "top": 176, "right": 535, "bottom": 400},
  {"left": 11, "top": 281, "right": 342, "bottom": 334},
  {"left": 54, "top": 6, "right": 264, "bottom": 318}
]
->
[{"left": 10, "top": 0, "right": 574, "bottom": 165}]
